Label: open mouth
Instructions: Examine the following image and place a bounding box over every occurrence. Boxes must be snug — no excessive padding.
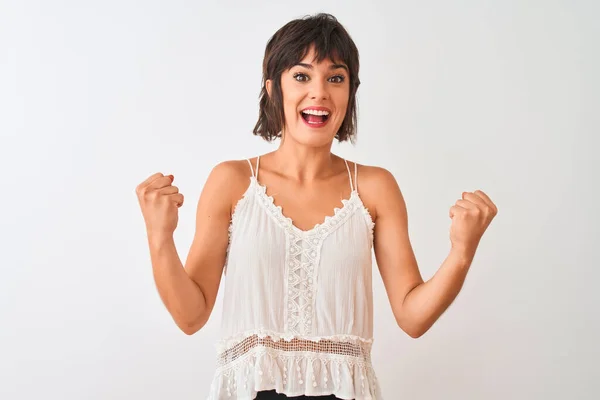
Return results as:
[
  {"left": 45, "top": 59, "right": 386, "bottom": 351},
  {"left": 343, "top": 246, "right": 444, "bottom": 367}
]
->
[{"left": 300, "top": 110, "right": 330, "bottom": 126}]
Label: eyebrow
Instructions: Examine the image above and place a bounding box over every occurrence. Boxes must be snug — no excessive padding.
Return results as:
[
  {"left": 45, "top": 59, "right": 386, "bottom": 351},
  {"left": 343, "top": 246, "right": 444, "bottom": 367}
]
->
[{"left": 293, "top": 62, "right": 349, "bottom": 73}]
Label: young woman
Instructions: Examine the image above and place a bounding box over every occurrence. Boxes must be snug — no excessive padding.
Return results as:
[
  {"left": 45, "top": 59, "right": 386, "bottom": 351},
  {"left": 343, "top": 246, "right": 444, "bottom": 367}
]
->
[{"left": 136, "top": 13, "right": 497, "bottom": 400}]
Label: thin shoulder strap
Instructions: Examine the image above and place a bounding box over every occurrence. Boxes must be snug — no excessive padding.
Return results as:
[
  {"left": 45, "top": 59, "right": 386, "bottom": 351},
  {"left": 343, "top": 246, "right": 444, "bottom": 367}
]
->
[
  {"left": 246, "top": 156, "right": 260, "bottom": 179},
  {"left": 354, "top": 161, "right": 358, "bottom": 193},
  {"left": 246, "top": 158, "right": 255, "bottom": 177},
  {"left": 255, "top": 156, "right": 260, "bottom": 180},
  {"left": 344, "top": 159, "right": 355, "bottom": 192}
]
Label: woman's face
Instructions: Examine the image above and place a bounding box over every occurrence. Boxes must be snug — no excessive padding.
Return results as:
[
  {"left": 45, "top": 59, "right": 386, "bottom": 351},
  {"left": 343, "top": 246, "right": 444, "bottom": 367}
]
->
[{"left": 268, "top": 46, "right": 350, "bottom": 147}]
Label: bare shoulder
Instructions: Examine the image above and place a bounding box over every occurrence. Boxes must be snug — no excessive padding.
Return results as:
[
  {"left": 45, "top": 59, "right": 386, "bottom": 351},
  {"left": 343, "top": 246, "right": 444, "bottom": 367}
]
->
[
  {"left": 208, "top": 159, "right": 253, "bottom": 183},
  {"left": 352, "top": 162, "right": 404, "bottom": 221},
  {"left": 202, "top": 158, "right": 255, "bottom": 214},
  {"left": 354, "top": 163, "right": 397, "bottom": 184}
]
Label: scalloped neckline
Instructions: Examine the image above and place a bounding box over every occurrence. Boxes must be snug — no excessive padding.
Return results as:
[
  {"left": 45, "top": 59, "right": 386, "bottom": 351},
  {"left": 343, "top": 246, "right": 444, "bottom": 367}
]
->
[{"left": 251, "top": 176, "right": 359, "bottom": 235}]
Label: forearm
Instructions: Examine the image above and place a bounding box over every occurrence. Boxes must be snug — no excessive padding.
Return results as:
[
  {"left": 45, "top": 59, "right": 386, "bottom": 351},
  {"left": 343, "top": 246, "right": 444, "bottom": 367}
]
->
[
  {"left": 401, "top": 247, "right": 474, "bottom": 337},
  {"left": 148, "top": 234, "right": 207, "bottom": 332}
]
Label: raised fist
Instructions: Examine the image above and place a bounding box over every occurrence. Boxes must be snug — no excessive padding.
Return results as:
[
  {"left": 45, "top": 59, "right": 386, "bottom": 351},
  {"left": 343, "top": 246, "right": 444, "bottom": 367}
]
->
[
  {"left": 135, "top": 173, "right": 184, "bottom": 238},
  {"left": 449, "top": 190, "right": 498, "bottom": 255}
]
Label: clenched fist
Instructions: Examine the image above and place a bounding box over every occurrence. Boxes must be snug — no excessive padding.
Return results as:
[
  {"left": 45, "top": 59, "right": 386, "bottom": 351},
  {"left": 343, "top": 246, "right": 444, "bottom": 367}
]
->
[
  {"left": 136, "top": 173, "right": 185, "bottom": 238},
  {"left": 449, "top": 190, "right": 498, "bottom": 256}
]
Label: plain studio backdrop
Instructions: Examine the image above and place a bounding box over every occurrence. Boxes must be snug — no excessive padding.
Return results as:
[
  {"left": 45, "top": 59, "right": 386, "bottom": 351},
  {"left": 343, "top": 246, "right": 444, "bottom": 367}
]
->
[{"left": 1, "top": 0, "right": 598, "bottom": 399}]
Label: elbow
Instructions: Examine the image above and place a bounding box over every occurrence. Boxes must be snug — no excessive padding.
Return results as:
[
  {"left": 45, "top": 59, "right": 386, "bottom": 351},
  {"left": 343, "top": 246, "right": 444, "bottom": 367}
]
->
[
  {"left": 178, "top": 319, "right": 205, "bottom": 335},
  {"left": 176, "top": 312, "right": 209, "bottom": 336},
  {"left": 400, "top": 323, "right": 424, "bottom": 339},
  {"left": 406, "top": 327, "right": 426, "bottom": 339},
  {"left": 396, "top": 317, "right": 427, "bottom": 339},
  {"left": 180, "top": 323, "right": 201, "bottom": 335}
]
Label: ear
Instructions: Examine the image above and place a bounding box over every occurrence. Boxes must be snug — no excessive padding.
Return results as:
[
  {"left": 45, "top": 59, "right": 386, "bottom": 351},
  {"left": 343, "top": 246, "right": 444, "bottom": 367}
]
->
[{"left": 266, "top": 79, "right": 272, "bottom": 99}]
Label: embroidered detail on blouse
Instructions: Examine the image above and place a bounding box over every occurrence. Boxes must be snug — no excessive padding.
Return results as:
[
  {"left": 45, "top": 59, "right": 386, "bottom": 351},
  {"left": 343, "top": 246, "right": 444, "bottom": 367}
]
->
[{"left": 207, "top": 332, "right": 381, "bottom": 400}]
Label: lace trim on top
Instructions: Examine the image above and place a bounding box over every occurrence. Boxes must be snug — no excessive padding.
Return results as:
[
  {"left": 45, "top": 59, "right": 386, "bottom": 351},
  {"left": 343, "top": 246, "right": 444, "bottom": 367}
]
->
[
  {"left": 249, "top": 175, "right": 375, "bottom": 244},
  {"left": 254, "top": 176, "right": 361, "bottom": 236},
  {"left": 215, "top": 328, "right": 374, "bottom": 354},
  {"left": 217, "top": 333, "right": 373, "bottom": 368},
  {"left": 226, "top": 175, "right": 375, "bottom": 259},
  {"left": 208, "top": 332, "right": 381, "bottom": 399}
]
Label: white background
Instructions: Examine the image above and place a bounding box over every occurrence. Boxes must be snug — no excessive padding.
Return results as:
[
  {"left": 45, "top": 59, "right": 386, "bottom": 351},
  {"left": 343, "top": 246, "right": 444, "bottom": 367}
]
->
[{"left": 1, "top": 0, "right": 598, "bottom": 399}]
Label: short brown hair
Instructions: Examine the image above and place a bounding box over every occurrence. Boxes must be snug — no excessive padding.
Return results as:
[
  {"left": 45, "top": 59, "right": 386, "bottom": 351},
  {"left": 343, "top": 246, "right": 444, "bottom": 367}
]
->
[{"left": 253, "top": 13, "right": 361, "bottom": 143}]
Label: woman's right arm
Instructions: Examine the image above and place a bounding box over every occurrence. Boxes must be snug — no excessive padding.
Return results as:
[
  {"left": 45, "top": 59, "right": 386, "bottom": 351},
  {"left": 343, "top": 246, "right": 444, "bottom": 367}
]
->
[{"left": 136, "top": 161, "right": 241, "bottom": 335}]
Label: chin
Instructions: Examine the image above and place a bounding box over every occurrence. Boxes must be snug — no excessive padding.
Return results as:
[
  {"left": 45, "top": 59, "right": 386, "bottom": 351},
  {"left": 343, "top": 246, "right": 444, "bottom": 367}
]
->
[{"left": 289, "top": 126, "right": 337, "bottom": 147}]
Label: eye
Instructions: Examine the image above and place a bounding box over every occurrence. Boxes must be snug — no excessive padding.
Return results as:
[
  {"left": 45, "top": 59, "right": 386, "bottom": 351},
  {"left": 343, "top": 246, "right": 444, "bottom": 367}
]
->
[
  {"left": 292, "top": 72, "right": 346, "bottom": 84},
  {"left": 293, "top": 72, "right": 309, "bottom": 82}
]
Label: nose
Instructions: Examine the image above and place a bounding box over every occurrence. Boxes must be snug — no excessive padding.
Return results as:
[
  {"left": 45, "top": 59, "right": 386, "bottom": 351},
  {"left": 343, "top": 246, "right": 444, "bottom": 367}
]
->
[{"left": 309, "top": 79, "right": 329, "bottom": 101}]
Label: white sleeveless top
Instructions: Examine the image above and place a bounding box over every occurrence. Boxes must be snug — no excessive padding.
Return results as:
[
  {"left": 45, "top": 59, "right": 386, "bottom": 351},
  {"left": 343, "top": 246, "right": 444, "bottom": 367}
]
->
[{"left": 206, "top": 157, "right": 382, "bottom": 399}]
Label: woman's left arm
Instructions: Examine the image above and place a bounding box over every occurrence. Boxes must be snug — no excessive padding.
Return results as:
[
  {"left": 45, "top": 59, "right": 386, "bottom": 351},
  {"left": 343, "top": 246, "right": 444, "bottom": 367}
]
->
[{"left": 365, "top": 167, "right": 498, "bottom": 338}]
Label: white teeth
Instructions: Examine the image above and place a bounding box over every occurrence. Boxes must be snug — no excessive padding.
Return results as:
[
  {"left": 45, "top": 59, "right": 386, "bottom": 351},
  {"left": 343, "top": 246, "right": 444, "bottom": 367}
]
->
[{"left": 302, "top": 109, "right": 330, "bottom": 116}]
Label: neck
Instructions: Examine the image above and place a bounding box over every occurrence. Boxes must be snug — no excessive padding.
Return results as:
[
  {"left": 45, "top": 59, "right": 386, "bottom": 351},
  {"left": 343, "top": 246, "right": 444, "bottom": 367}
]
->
[{"left": 268, "top": 136, "right": 338, "bottom": 182}]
